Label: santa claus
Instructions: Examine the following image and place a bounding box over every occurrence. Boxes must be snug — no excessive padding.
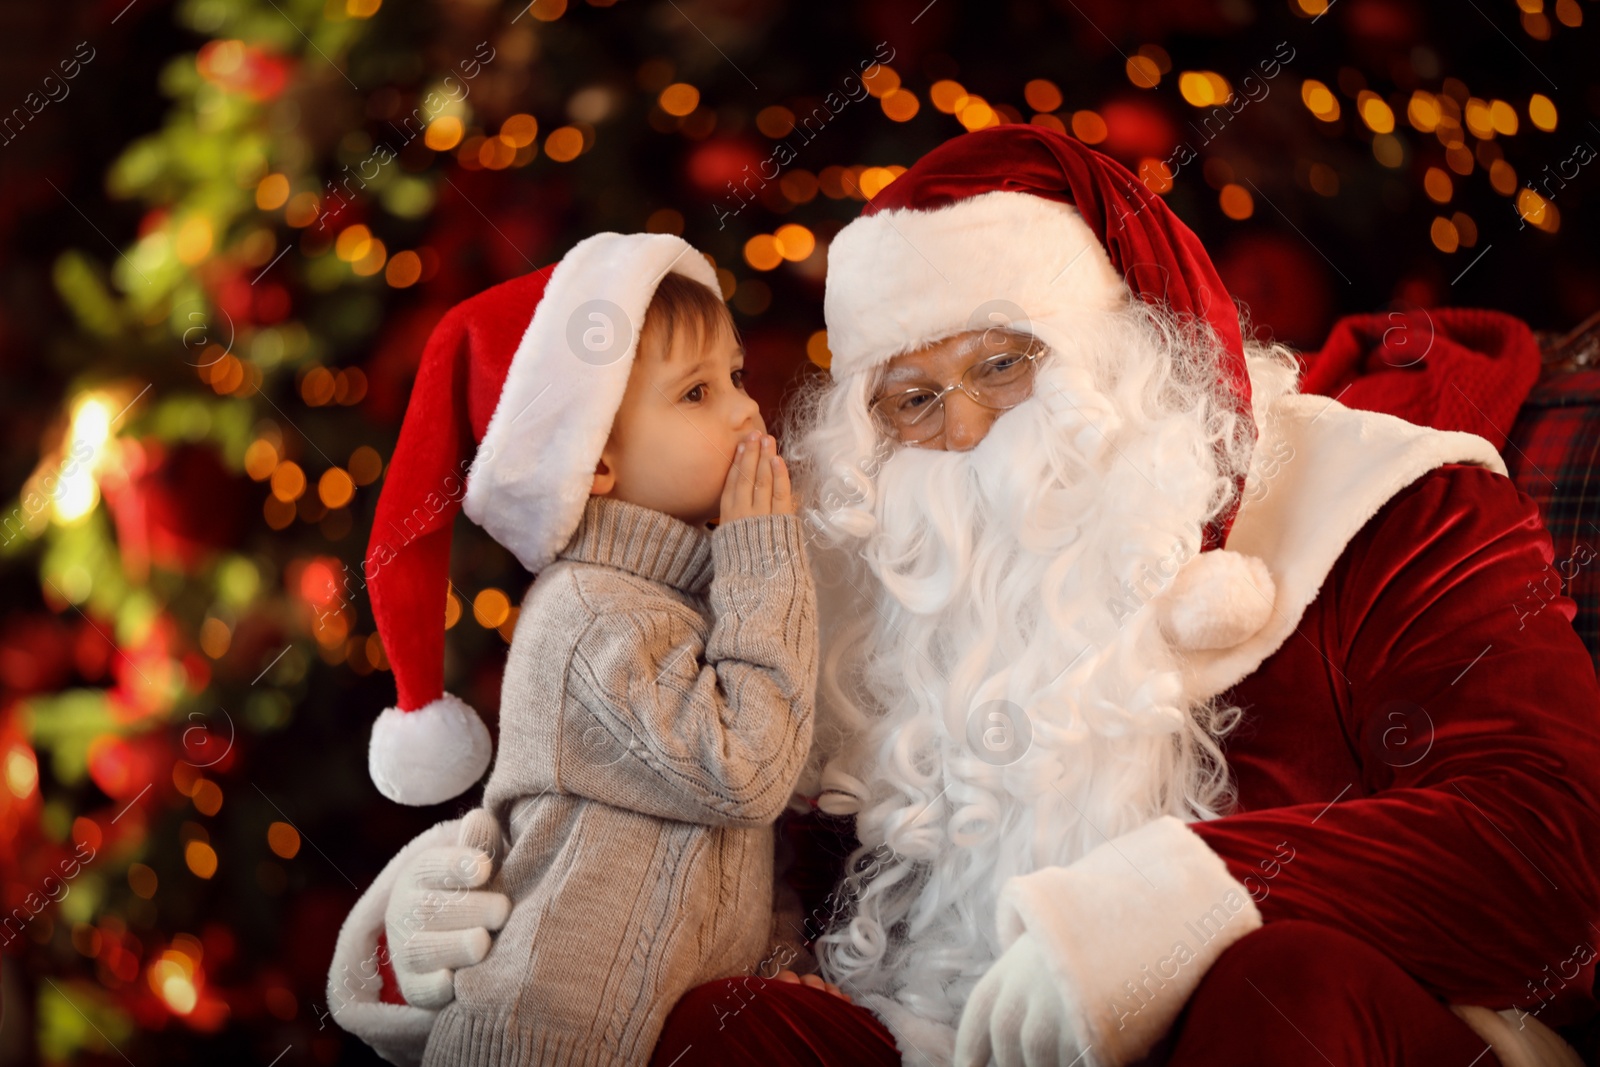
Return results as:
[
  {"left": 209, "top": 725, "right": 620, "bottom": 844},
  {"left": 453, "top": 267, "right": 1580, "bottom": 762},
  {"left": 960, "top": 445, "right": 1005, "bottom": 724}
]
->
[{"left": 327, "top": 126, "right": 1600, "bottom": 1067}]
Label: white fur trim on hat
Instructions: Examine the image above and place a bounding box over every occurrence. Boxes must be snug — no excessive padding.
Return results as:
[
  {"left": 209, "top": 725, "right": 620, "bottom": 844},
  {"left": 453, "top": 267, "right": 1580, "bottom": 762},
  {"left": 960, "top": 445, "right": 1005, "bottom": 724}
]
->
[
  {"left": 1158, "top": 549, "right": 1277, "bottom": 652},
  {"left": 822, "top": 189, "right": 1128, "bottom": 381},
  {"left": 462, "top": 232, "right": 721, "bottom": 573},
  {"left": 368, "top": 693, "right": 493, "bottom": 806}
]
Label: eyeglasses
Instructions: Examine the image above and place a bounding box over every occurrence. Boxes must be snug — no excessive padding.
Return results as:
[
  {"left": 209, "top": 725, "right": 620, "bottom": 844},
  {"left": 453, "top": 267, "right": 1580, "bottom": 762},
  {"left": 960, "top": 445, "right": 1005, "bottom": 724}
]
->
[{"left": 868, "top": 340, "right": 1049, "bottom": 445}]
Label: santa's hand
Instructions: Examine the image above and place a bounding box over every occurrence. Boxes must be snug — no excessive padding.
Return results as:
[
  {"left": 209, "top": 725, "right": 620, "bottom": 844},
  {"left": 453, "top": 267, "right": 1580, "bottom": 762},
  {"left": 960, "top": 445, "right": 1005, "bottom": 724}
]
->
[
  {"left": 955, "top": 931, "right": 1087, "bottom": 1067},
  {"left": 383, "top": 813, "right": 510, "bottom": 1010}
]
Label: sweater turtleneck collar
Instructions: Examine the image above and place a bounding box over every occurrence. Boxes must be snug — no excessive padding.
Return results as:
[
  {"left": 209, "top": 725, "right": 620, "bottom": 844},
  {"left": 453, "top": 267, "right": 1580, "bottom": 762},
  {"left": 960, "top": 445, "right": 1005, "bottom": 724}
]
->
[{"left": 556, "top": 495, "right": 714, "bottom": 595}]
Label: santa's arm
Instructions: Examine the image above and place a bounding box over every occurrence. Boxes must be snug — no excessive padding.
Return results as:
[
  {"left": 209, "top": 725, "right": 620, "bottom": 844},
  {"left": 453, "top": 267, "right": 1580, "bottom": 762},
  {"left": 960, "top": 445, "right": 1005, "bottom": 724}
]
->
[
  {"left": 1187, "top": 464, "right": 1600, "bottom": 1010},
  {"left": 323, "top": 819, "right": 459, "bottom": 1067}
]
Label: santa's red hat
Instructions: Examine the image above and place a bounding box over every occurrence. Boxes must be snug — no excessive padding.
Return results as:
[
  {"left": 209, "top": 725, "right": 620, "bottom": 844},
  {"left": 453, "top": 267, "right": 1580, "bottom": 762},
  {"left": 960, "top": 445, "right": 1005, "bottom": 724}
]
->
[
  {"left": 824, "top": 125, "right": 1274, "bottom": 651},
  {"left": 365, "top": 232, "right": 720, "bottom": 806}
]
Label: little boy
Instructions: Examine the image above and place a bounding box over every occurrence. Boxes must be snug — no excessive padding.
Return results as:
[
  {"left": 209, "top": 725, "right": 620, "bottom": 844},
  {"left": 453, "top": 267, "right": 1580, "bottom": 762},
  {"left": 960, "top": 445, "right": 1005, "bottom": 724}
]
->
[{"left": 422, "top": 268, "right": 820, "bottom": 1066}]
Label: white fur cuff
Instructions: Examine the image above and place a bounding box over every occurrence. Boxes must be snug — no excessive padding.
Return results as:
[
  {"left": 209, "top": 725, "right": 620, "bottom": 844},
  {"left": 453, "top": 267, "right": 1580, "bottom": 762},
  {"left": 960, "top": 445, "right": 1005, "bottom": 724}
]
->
[
  {"left": 994, "top": 815, "right": 1262, "bottom": 1065},
  {"left": 369, "top": 694, "right": 493, "bottom": 807}
]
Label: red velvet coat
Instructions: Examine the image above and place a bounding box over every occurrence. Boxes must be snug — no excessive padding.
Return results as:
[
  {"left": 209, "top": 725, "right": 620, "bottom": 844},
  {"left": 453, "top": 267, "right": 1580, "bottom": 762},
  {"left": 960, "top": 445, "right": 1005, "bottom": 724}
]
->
[{"left": 1194, "top": 461, "right": 1600, "bottom": 1030}]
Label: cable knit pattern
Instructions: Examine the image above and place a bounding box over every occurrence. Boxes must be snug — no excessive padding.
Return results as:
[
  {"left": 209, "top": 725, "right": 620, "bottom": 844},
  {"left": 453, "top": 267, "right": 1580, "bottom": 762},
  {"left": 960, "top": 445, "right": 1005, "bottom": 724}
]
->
[{"left": 424, "top": 495, "right": 818, "bottom": 1067}]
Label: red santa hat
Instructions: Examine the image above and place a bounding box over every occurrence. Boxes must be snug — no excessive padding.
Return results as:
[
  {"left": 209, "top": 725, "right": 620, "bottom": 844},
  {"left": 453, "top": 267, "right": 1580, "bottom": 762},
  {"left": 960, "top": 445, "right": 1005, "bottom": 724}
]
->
[
  {"left": 824, "top": 125, "right": 1275, "bottom": 652},
  {"left": 364, "top": 232, "right": 720, "bottom": 806}
]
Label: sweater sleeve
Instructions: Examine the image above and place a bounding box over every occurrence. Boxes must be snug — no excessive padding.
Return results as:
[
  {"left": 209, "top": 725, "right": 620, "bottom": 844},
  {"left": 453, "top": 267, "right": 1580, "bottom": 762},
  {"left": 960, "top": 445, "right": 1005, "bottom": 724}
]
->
[
  {"left": 563, "top": 513, "right": 819, "bottom": 827},
  {"left": 1189, "top": 464, "right": 1600, "bottom": 1018}
]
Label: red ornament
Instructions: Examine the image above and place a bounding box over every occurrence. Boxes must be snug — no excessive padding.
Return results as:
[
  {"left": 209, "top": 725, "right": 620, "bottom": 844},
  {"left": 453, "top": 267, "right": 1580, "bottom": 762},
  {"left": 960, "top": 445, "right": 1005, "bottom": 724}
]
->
[
  {"left": 1097, "top": 97, "right": 1181, "bottom": 163},
  {"left": 208, "top": 265, "right": 291, "bottom": 329},
  {"left": 101, "top": 442, "right": 252, "bottom": 579},
  {"left": 195, "top": 41, "right": 294, "bottom": 102},
  {"left": 1214, "top": 231, "right": 1335, "bottom": 350},
  {"left": 686, "top": 137, "right": 766, "bottom": 198},
  {"left": 1344, "top": 0, "right": 1421, "bottom": 46},
  {"left": 0, "top": 616, "right": 76, "bottom": 695},
  {"left": 86, "top": 732, "right": 169, "bottom": 800}
]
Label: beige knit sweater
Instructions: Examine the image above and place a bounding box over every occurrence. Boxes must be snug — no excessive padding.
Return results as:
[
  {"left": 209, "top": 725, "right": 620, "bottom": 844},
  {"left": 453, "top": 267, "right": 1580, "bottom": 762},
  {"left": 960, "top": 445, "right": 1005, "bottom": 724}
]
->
[{"left": 423, "top": 494, "right": 819, "bottom": 1067}]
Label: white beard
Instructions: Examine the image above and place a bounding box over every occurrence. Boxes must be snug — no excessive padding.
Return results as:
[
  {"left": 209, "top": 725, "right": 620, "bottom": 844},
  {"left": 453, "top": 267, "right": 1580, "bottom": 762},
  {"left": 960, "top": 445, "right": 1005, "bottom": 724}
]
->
[{"left": 791, "top": 302, "right": 1291, "bottom": 1046}]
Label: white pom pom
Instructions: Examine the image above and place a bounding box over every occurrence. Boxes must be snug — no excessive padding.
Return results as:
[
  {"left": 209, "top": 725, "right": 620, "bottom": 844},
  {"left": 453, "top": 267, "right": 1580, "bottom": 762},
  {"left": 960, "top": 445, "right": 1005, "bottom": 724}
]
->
[
  {"left": 369, "top": 693, "right": 493, "bottom": 806},
  {"left": 1159, "top": 550, "right": 1276, "bottom": 652}
]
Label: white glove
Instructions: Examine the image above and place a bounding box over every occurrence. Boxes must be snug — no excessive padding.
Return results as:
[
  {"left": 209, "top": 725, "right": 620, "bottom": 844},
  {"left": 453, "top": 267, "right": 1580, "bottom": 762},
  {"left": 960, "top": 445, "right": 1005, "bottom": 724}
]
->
[
  {"left": 955, "top": 931, "right": 1091, "bottom": 1067},
  {"left": 383, "top": 808, "right": 511, "bottom": 1010}
]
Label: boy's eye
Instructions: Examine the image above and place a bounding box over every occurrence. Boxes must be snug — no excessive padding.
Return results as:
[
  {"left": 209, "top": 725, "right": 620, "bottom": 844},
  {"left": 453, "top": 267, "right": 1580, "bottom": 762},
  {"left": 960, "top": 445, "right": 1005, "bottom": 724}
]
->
[
  {"left": 684, "top": 384, "right": 705, "bottom": 403},
  {"left": 732, "top": 368, "right": 746, "bottom": 388}
]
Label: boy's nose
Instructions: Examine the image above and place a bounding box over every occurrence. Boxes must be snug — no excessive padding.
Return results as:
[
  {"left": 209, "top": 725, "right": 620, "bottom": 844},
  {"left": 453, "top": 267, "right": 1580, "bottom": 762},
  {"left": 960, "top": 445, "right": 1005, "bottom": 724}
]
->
[{"left": 736, "top": 393, "right": 764, "bottom": 437}]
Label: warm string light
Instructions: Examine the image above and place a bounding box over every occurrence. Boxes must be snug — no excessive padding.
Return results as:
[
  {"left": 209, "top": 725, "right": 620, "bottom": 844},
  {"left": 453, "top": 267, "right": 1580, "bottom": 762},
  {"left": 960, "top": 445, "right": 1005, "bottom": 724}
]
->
[
  {"left": 250, "top": 437, "right": 380, "bottom": 539},
  {"left": 1289, "top": 68, "right": 1558, "bottom": 248},
  {"left": 671, "top": 49, "right": 1562, "bottom": 273}
]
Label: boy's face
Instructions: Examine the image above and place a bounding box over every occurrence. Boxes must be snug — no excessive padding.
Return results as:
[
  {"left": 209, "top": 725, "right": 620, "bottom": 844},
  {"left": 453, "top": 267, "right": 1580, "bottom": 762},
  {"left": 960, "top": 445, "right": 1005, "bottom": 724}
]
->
[{"left": 592, "top": 320, "right": 765, "bottom": 529}]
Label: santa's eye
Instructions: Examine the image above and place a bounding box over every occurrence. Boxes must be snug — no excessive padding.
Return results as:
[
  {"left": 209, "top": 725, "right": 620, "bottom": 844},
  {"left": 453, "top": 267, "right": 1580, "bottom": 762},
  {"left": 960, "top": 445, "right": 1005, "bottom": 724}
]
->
[{"left": 893, "top": 390, "right": 937, "bottom": 413}]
